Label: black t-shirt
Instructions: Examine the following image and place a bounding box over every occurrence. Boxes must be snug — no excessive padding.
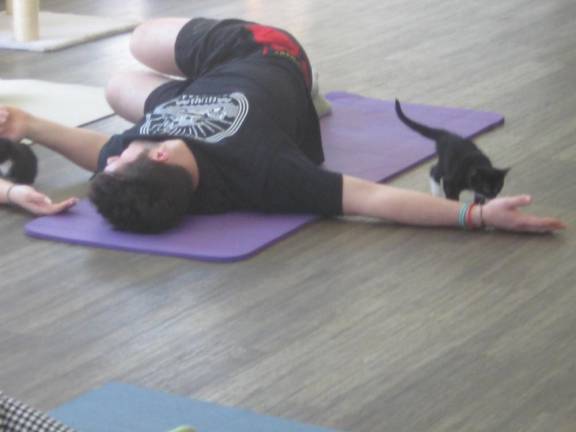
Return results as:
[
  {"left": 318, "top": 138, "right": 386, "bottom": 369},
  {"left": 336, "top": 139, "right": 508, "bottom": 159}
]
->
[{"left": 97, "top": 19, "right": 343, "bottom": 215}]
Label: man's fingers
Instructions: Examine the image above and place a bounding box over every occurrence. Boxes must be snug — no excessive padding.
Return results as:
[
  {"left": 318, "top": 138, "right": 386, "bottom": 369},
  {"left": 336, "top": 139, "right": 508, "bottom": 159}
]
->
[
  {"left": 28, "top": 191, "right": 53, "bottom": 205},
  {"left": 518, "top": 215, "right": 567, "bottom": 233},
  {"left": 49, "top": 197, "right": 78, "bottom": 214},
  {"left": 535, "top": 217, "right": 566, "bottom": 231},
  {"left": 506, "top": 194, "right": 532, "bottom": 209},
  {"left": 28, "top": 196, "right": 77, "bottom": 215},
  {"left": 41, "top": 199, "right": 76, "bottom": 214}
]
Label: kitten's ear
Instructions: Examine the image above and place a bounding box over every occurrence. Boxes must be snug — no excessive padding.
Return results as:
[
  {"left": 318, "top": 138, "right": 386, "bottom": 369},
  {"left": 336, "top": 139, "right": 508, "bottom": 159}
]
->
[{"left": 498, "top": 167, "right": 511, "bottom": 177}]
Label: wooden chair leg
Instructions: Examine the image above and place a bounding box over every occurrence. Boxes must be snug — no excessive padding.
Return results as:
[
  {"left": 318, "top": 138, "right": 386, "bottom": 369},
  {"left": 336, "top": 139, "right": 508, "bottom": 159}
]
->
[{"left": 13, "top": 0, "right": 40, "bottom": 42}]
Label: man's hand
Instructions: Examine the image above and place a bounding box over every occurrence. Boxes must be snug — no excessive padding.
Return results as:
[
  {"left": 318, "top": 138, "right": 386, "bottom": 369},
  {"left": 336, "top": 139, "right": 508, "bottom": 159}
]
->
[
  {"left": 8, "top": 184, "right": 78, "bottom": 215},
  {"left": 482, "top": 195, "right": 566, "bottom": 233},
  {"left": 0, "top": 106, "right": 30, "bottom": 142}
]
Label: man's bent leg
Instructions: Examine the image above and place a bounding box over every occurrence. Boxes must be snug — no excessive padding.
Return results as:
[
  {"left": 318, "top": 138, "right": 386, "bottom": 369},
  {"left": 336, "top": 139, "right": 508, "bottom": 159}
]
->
[
  {"left": 130, "top": 18, "right": 189, "bottom": 77},
  {"left": 106, "top": 69, "right": 172, "bottom": 123}
]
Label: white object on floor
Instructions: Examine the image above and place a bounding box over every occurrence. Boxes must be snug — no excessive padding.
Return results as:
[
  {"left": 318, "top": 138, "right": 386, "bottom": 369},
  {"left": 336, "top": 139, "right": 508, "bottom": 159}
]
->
[
  {"left": 0, "top": 11, "right": 138, "bottom": 52},
  {"left": 0, "top": 79, "right": 113, "bottom": 127}
]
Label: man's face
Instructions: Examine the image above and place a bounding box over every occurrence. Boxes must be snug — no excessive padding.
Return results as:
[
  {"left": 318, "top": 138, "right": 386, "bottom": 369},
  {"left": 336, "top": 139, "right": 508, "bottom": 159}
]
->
[
  {"left": 104, "top": 141, "right": 151, "bottom": 173},
  {"left": 104, "top": 139, "right": 195, "bottom": 174}
]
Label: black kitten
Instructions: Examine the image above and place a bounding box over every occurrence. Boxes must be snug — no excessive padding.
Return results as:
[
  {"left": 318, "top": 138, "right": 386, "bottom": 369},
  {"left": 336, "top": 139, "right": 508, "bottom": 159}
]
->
[
  {"left": 395, "top": 99, "right": 508, "bottom": 203},
  {"left": 0, "top": 139, "right": 38, "bottom": 184}
]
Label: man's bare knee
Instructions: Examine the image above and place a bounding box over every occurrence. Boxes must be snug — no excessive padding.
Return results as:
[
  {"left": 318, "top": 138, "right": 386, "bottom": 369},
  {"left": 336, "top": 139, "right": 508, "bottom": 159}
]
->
[
  {"left": 129, "top": 21, "right": 154, "bottom": 65},
  {"left": 106, "top": 69, "right": 172, "bottom": 122},
  {"left": 105, "top": 71, "right": 145, "bottom": 122},
  {"left": 129, "top": 18, "right": 187, "bottom": 76}
]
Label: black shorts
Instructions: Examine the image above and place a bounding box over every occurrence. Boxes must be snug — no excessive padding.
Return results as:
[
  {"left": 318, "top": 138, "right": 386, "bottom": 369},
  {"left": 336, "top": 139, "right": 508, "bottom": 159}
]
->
[{"left": 173, "top": 18, "right": 313, "bottom": 90}]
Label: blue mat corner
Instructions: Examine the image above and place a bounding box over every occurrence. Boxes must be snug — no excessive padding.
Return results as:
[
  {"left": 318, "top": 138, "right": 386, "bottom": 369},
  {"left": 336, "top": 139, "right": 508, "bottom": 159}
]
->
[{"left": 50, "top": 382, "right": 340, "bottom": 432}]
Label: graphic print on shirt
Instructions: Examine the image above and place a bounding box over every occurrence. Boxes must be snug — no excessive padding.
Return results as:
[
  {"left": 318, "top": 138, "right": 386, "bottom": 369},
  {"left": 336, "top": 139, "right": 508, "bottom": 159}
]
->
[{"left": 140, "top": 92, "right": 249, "bottom": 143}]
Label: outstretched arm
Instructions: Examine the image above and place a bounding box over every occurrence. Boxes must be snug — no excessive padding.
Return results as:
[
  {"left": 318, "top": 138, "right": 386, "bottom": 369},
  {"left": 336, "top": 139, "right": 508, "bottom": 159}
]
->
[
  {"left": 0, "top": 178, "right": 77, "bottom": 215},
  {"left": 0, "top": 106, "right": 110, "bottom": 172},
  {"left": 342, "top": 175, "right": 566, "bottom": 233}
]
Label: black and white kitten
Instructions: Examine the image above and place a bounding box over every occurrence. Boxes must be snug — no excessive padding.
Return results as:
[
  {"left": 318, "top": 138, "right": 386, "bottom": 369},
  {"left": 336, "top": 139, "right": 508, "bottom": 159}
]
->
[
  {"left": 0, "top": 138, "right": 38, "bottom": 184},
  {"left": 395, "top": 99, "right": 508, "bottom": 203}
]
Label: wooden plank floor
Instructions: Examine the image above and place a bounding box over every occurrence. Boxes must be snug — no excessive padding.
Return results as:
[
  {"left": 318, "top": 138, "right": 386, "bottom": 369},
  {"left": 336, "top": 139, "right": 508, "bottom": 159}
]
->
[{"left": 1, "top": 1, "right": 575, "bottom": 431}]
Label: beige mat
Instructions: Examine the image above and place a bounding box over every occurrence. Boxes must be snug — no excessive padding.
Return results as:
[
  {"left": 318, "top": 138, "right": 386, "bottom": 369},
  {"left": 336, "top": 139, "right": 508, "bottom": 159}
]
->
[
  {"left": 0, "top": 79, "right": 113, "bottom": 127},
  {"left": 0, "top": 11, "right": 138, "bottom": 52}
]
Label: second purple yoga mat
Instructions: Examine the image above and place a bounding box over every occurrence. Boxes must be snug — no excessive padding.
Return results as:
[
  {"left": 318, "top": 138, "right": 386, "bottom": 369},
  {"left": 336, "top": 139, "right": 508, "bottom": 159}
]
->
[{"left": 25, "top": 92, "right": 504, "bottom": 261}]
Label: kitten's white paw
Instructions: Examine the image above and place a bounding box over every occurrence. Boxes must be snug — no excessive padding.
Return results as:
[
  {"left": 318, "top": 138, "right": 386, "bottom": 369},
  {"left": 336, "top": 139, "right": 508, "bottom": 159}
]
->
[
  {"left": 429, "top": 176, "right": 444, "bottom": 197},
  {"left": 460, "top": 190, "right": 476, "bottom": 203}
]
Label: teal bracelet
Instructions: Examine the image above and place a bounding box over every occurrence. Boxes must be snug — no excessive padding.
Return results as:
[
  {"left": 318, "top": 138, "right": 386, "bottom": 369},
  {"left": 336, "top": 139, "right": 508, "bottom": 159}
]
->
[{"left": 458, "top": 203, "right": 470, "bottom": 228}]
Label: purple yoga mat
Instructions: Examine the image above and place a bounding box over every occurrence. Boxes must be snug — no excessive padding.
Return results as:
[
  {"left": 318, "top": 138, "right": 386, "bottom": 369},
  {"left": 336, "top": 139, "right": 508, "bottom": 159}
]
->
[{"left": 25, "top": 92, "right": 504, "bottom": 261}]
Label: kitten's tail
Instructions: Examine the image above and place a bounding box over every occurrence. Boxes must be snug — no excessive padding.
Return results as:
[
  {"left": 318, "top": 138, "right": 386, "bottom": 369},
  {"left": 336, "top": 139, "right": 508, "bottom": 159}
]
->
[{"left": 395, "top": 99, "right": 444, "bottom": 140}]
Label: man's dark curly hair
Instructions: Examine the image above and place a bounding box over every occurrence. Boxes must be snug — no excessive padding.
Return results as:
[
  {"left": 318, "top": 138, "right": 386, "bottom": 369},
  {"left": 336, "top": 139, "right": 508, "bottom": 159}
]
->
[{"left": 90, "top": 154, "right": 195, "bottom": 233}]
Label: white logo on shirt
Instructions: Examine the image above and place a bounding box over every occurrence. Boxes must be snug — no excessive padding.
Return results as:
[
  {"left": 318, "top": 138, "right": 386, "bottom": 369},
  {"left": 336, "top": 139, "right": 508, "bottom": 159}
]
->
[{"left": 139, "top": 92, "right": 249, "bottom": 143}]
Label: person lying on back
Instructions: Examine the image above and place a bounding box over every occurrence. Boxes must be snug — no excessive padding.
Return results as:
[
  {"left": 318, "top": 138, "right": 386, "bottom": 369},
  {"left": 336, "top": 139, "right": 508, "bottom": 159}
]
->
[{"left": 0, "top": 18, "right": 566, "bottom": 234}]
